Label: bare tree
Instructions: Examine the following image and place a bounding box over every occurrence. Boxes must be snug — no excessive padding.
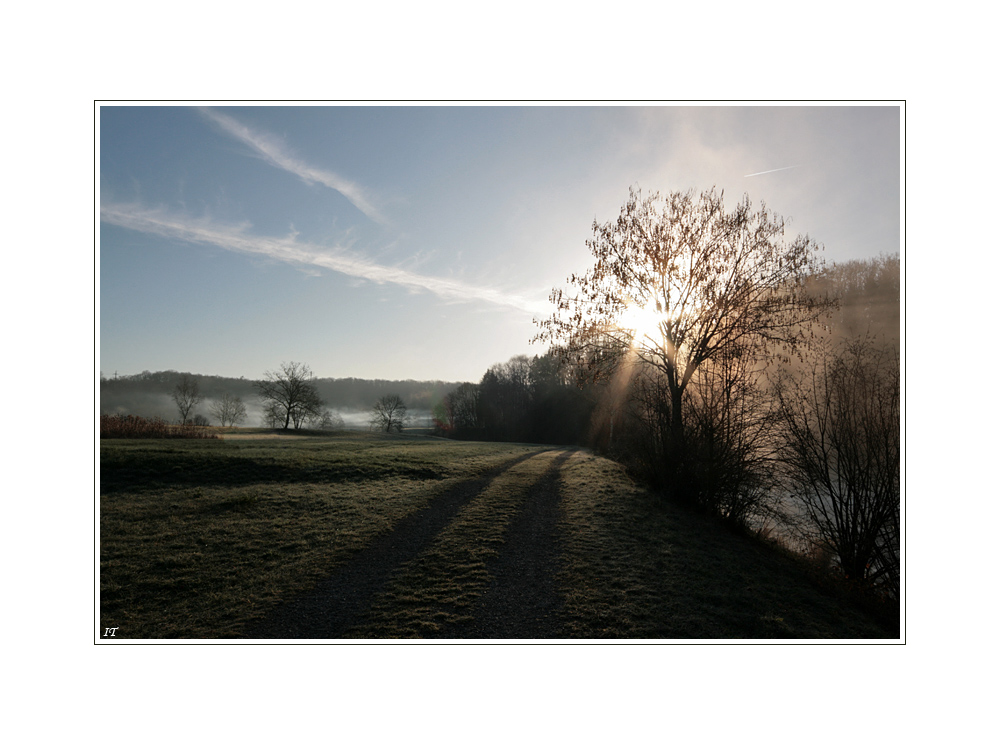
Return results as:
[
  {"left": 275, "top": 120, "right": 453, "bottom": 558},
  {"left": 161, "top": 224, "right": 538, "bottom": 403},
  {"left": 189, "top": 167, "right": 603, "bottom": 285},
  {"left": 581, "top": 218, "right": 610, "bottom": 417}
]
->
[
  {"left": 535, "top": 187, "right": 834, "bottom": 450},
  {"left": 254, "top": 362, "right": 325, "bottom": 430},
  {"left": 171, "top": 374, "right": 203, "bottom": 424},
  {"left": 317, "top": 409, "right": 345, "bottom": 430},
  {"left": 774, "top": 337, "right": 900, "bottom": 597},
  {"left": 210, "top": 393, "right": 247, "bottom": 428},
  {"left": 535, "top": 187, "right": 836, "bottom": 504},
  {"left": 370, "top": 394, "right": 408, "bottom": 433},
  {"left": 261, "top": 400, "right": 285, "bottom": 428}
]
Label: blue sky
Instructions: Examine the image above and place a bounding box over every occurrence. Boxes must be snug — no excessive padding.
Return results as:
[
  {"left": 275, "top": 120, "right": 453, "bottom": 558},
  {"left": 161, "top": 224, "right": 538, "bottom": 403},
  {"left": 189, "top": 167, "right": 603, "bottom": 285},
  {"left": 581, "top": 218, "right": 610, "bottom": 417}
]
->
[{"left": 99, "top": 104, "right": 900, "bottom": 382}]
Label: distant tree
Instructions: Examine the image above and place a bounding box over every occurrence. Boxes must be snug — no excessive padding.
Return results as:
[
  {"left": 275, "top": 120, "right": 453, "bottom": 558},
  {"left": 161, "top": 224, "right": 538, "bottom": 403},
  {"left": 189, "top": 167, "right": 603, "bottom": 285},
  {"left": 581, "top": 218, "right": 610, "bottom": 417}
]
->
[
  {"left": 317, "top": 409, "right": 345, "bottom": 430},
  {"left": 210, "top": 393, "right": 248, "bottom": 428},
  {"left": 289, "top": 387, "right": 325, "bottom": 429},
  {"left": 254, "top": 362, "right": 325, "bottom": 430},
  {"left": 261, "top": 401, "right": 285, "bottom": 428},
  {"left": 171, "top": 374, "right": 203, "bottom": 424},
  {"left": 192, "top": 414, "right": 210, "bottom": 427},
  {"left": 370, "top": 394, "right": 408, "bottom": 433},
  {"left": 449, "top": 383, "right": 481, "bottom": 431}
]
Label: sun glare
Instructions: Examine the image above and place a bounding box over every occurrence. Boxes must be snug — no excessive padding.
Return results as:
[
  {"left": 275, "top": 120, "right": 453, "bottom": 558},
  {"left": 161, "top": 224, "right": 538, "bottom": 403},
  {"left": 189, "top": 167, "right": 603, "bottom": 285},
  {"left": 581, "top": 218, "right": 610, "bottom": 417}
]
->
[{"left": 621, "top": 300, "right": 664, "bottom": 346}]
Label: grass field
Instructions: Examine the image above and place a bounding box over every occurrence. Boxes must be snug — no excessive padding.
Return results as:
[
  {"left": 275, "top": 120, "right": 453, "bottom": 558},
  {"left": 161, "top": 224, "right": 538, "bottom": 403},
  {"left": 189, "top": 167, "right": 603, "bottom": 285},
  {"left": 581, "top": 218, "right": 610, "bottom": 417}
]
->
[{"left": 99, "top": 430, "right": 895, "bottom": 640}]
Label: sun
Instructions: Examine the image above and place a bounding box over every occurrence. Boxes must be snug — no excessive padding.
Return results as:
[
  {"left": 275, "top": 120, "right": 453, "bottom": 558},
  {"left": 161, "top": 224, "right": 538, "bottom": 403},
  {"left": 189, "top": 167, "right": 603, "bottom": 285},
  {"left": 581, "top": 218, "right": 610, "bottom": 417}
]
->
[{"left": 620, "top": 299, "right": 664, "bottom": 346}]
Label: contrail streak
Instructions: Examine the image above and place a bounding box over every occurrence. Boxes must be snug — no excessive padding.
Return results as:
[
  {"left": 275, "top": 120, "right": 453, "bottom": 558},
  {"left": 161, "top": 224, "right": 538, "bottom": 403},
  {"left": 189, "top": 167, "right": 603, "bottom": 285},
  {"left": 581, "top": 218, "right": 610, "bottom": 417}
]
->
[
  {"left": 100, "top": 203, "right": 549, "bottom": 315},
  {"left": 199, "top": 108, "right": 386, "bottom": 224},
  {"left": 744, "top": 164, "right": 802, "bottom": 178}
]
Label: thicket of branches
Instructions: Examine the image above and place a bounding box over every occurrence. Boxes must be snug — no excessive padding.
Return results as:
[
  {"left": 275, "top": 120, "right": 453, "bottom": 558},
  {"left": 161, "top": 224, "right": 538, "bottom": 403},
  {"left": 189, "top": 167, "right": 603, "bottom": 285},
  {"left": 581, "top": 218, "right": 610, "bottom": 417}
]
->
[{"left": 774, "top": 337, "right": 900, "bottom": 598}]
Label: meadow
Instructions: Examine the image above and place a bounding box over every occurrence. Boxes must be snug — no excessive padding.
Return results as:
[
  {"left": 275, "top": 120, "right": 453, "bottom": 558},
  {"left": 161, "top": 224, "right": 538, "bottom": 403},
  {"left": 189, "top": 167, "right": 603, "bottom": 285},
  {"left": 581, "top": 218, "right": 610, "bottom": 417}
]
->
[{"left": 99, "top": 430, "right": 893, "bottom": 640}]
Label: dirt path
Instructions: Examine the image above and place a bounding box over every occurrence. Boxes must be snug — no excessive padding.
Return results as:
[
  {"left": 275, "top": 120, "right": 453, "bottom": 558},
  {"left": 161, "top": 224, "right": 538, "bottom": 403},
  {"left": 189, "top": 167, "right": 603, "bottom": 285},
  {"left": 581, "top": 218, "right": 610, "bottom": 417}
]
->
[
  {"left": 246, "top": 449, "right": 573, "bottom": 640},
  {"left": 463, "top": 450, "right": 572, "bottom": 638}
]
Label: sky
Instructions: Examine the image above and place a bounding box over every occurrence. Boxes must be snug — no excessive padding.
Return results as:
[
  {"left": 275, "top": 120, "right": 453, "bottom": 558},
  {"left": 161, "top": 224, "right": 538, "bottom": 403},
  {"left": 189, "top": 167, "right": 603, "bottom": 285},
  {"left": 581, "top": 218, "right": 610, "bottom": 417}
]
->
[{"left": 99, "top": 104, "right": 901, "bottom": 383}]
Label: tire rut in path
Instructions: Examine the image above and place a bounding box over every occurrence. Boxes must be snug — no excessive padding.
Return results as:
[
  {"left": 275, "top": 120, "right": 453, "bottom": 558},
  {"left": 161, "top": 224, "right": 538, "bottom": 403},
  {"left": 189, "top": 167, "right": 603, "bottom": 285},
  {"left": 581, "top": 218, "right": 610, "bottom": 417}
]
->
[
  {"left": 246, "top": 450, "right": 544, "bottom": 639},
  {"left": 457, "top": 449, "right": 575, "bottom": 639}
]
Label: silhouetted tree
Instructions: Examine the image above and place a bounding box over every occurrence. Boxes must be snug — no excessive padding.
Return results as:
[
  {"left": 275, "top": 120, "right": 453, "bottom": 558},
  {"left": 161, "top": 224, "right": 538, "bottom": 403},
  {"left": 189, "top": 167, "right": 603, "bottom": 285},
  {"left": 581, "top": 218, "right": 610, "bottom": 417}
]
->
[
  {"left": 525, "top": 353, "right": 593, "bottom": 444},
  {"left": 371, "top": 394, "right": 408, "bottom": 433},
  {"left": 441, "top": 383, "right": 482, "bottom": 437},
  {"left": 478, "top": 356, "right": 532, "bottom": 441},
  {"left": 255, "top": 362, "right": 325, "bottom": 430},
  {"left": 171, "top": 374, "right": 203, "bottom": 424},
  {"left": 535, "top": 186, "right": 835, "bottom": 497},
  {"left": 210, "top": 393, "right": 247, "bottom": 428}
]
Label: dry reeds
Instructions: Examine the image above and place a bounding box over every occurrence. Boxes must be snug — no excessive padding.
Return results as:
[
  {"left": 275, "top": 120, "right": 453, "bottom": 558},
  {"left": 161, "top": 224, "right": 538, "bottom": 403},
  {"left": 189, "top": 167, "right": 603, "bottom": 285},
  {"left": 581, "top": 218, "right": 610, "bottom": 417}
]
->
[{"left": 100, "top": 414, "right": 218, "bottom": 439}]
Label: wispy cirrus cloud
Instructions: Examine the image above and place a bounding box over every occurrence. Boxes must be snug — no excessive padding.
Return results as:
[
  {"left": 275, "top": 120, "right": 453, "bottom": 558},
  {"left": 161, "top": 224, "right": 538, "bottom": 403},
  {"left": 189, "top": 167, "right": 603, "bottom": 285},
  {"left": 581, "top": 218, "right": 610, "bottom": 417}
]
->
[
  {"left": 100, "top": 203, "right": 547, "bottom": 315},
  {"left": 199, "top": 107, "right": 386, "bottom": 224}
]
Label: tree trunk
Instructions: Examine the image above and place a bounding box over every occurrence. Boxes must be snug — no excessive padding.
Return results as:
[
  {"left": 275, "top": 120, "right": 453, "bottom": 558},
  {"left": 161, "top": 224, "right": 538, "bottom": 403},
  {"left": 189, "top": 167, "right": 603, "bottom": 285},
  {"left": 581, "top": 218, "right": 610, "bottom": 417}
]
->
[
  {"left": 667, "top": 381, "right": 692, "bottom": 501},
  {"left": 670, "top": 383, "right": 685, "bottom": 450}
]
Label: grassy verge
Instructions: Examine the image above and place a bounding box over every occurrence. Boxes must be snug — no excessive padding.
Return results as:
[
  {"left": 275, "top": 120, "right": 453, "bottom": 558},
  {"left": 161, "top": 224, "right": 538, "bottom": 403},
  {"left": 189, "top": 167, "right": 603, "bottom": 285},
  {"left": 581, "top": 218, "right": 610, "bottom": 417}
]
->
[{"left": 555, "top": 452, "right": 892, "bottom": 638}]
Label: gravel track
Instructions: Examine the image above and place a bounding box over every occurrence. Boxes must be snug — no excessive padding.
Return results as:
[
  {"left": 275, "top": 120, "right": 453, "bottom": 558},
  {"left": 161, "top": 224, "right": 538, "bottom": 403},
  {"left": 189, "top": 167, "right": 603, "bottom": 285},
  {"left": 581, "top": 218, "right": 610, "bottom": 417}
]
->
[{"left": 461, "top": 450, "right": 573, "bottom": 639}]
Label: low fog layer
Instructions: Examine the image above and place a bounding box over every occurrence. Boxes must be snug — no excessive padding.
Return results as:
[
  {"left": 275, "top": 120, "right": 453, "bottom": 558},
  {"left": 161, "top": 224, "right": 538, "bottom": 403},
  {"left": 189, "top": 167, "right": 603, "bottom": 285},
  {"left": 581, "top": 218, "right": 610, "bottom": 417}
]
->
[
  {"left": 101, "top": 391, "right": 436, "bottom": 430},
  {"left": 100, "top": 374, "right": 449, "bottom": 430}
]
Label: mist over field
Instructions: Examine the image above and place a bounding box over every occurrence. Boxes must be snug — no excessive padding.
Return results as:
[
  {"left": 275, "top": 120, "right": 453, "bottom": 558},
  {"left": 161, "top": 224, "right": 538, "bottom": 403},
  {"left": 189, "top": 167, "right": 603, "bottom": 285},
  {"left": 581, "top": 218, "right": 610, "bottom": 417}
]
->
[{"left": 99, "top": 374, "right": 449, "bottom": 429}]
